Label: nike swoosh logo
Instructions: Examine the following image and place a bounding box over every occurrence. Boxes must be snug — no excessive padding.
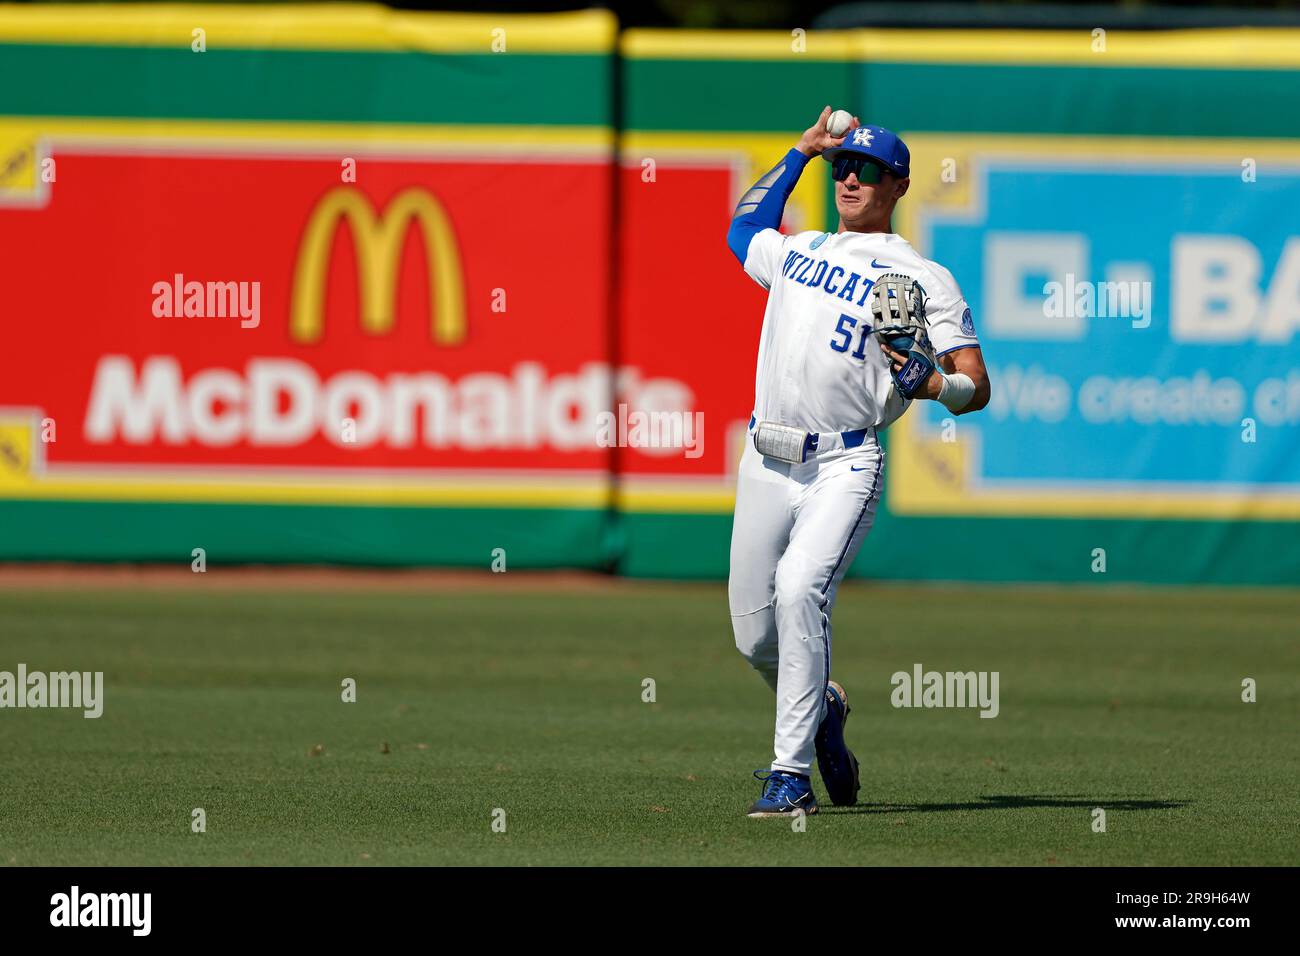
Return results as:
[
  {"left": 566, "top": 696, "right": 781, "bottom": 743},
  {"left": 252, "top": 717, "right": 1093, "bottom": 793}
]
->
[
  {"left": 850, "top": 465, "right": 871, "bottom": 472},
  {"left": 870, "top": 259, "right": 890, "bottom": 269}
]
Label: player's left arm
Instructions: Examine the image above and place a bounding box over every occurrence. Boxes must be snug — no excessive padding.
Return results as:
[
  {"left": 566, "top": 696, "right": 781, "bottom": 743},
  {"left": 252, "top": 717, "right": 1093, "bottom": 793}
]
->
[
  {"left": 928, "top": 346, "right": 990, "bottom": 415},
  {"left": 882, "top": 263, "right": 990, "bottom": 415},
  {"left": 880, "top": 343, "right": 990, "bottom": 415},
  {"left": 883, "top": 265, "right": 993, "bottom": 418}
]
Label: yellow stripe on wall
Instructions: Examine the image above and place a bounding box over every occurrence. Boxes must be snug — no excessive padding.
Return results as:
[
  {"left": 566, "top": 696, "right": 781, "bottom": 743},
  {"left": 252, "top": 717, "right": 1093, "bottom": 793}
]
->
[
  {"left": 623, "top": 27, "right": 1300, "bottom": 68},
  {"left": 0, "top": 4, "right": 617, "bottom": 54},
  {"left": 622, "top": 29, "right": 856, "bottom": 61},
  {"left": 3, "top": 8, "right": 1294, "bottom": 67},
  {"left": 0, "top": 471, "right": 615, "bottom": 509},
  {"left": 0, "top": 117, "right": 612, "bottom": 158}
]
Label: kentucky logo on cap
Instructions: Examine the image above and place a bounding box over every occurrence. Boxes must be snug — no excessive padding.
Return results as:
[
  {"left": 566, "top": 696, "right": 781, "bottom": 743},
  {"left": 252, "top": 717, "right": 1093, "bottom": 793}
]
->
[{"left": 824, "top": 124, "right": 911, "bottom": 179}]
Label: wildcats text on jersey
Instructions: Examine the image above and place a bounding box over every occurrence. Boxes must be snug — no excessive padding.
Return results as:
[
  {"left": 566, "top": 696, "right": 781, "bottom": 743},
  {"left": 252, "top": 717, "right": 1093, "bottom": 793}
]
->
[{"left": 779, "top": 247, "right": 884, "bottom": 311}]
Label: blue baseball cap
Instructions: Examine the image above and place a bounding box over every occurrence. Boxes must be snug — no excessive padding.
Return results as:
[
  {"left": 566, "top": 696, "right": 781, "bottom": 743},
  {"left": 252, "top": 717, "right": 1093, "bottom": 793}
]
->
[{"left": 822, "top": 125, "right": 910, "bottom": 179}]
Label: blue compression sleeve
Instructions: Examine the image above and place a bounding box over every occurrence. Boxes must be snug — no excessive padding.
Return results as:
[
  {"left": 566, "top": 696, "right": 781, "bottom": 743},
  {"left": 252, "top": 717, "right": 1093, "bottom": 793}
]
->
[{"left": 726, "top": 148, "right": 812, "bottom": 266}]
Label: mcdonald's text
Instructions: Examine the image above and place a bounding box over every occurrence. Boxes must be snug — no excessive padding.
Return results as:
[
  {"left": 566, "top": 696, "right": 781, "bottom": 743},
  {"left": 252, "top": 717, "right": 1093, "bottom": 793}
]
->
[{"left": 84, "top": 355, "right": 697, "bottom": 452}]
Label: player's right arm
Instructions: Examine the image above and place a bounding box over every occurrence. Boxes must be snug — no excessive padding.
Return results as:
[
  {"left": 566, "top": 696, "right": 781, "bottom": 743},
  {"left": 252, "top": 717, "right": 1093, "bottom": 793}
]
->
[{"left": 726, "top": 107, "right": 856, "bottom": 287}]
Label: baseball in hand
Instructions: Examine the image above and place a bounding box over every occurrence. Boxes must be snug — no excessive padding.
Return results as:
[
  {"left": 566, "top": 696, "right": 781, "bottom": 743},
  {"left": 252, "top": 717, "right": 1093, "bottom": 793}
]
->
[{"left": 827, "top": 109, "right": 854, "bottom": 137}]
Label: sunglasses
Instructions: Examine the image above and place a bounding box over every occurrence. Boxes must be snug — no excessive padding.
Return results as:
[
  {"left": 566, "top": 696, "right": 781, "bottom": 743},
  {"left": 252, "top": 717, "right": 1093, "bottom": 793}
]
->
[{"left": 831, "top": 156, "right": 892, "bottom": 184}]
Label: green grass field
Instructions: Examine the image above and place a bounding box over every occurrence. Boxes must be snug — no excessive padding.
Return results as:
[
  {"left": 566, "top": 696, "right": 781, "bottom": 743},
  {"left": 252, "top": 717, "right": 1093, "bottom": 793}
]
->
[{"left": 0, "top": 580, "right": 1296, "bottom": 866}]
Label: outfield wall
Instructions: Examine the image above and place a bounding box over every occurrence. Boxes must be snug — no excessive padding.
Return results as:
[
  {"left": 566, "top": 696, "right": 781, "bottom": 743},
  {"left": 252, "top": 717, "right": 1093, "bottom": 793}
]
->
[{"left": 1, "top": 6, "right": 1298, "bottom": 584}]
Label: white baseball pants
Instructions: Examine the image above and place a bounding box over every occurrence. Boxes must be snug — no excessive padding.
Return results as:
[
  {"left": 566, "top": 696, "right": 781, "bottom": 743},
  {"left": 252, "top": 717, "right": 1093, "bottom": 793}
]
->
[{"left": 728, "top": 432, "right": 885, "bottom": 775}]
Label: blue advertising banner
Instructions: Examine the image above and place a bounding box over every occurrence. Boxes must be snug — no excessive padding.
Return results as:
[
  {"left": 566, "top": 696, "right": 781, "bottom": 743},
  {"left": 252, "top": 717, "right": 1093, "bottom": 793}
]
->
[{"left": 890, "top": 136, "right": 1300, "bottom": 521}]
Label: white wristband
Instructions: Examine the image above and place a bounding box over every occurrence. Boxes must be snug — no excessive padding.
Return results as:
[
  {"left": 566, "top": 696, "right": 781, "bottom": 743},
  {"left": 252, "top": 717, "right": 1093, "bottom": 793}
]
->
[{"left": 937, "top": 372, "right": 976, "bottom": 413}]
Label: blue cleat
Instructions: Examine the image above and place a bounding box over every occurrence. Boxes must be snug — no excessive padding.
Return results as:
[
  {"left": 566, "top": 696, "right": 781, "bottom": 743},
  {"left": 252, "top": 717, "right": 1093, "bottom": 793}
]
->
[
  {"left": 815, "top": 680, "right": 860, "bottom": 806},
  {"left": 746, "top": 769, "right": 819, "bottom": 818}
]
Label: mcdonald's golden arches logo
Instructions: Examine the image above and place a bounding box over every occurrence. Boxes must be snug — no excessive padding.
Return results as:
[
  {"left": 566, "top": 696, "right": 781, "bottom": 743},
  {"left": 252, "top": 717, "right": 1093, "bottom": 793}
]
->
[{"left": 291, "top": 186, "right": 466, "bottom": 345}]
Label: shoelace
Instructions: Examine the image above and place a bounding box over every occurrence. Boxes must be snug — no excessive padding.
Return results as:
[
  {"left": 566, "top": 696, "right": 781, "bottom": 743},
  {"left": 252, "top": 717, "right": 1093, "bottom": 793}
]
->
[{"left": 753, "top": 768, "right": 795, "bottom": 803}]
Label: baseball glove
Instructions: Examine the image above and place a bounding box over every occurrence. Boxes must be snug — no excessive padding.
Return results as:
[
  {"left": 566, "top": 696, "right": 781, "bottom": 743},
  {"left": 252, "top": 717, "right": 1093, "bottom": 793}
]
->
[{"left": 869, "top": 273, "right": 935, "bottom": 399}]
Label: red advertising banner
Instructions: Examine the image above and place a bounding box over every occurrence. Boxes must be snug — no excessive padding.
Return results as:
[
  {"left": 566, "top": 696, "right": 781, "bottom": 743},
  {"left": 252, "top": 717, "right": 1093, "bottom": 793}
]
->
[
  {"left": 2, "top": 149, "right": 615, "bottom": 474},
  {"left": 0, "top": 134, "right": 782, "bottom": 513}
]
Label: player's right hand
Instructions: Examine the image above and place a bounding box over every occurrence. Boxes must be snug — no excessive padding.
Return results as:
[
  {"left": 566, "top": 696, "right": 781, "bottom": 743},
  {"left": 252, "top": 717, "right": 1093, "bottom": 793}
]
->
[{"left": 796, "top": 106, "right": 859, "bottom": 158}]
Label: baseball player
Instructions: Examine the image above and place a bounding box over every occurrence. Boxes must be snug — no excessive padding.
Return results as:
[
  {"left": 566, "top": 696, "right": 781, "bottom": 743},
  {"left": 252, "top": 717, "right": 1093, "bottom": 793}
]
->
[{"left": 726, "top": 107, "right": 991, "bottom": 817}]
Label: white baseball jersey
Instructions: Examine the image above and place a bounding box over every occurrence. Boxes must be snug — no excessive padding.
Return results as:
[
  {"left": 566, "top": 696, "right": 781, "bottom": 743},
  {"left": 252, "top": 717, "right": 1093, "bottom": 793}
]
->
[
  {"left": 729, "top": 223, "right": 981, "bottom": 779},
  {"left": 740, "top": 228, "right": 980, "bottom": 432}
]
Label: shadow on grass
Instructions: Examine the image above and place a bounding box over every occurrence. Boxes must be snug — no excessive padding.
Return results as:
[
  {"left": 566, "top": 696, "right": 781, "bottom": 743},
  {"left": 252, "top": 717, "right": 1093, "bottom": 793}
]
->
[{"left": 826, "top": 794, "right": 1189, "bottom": 814}]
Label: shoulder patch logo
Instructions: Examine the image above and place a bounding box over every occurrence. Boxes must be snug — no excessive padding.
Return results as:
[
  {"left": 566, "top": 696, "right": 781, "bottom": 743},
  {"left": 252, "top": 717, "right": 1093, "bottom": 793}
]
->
[
  {"left": 810, "top": 233, "right": 828, "bottom": 250},
  {"left": 960, "top": 307, "right": 976, "bottom": 336}
]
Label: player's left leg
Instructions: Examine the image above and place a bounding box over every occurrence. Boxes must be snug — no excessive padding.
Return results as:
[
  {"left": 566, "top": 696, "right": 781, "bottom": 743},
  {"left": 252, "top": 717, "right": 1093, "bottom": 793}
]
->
[{"left": 769, "top": 442, "right": 885, "bottom": 779}]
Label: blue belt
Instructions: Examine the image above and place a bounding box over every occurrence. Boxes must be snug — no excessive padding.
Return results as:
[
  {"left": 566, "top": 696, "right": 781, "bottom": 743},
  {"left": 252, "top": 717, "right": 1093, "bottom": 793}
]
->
[{"left": 748, "top": 415, "right": 871, "bottom": 452}]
